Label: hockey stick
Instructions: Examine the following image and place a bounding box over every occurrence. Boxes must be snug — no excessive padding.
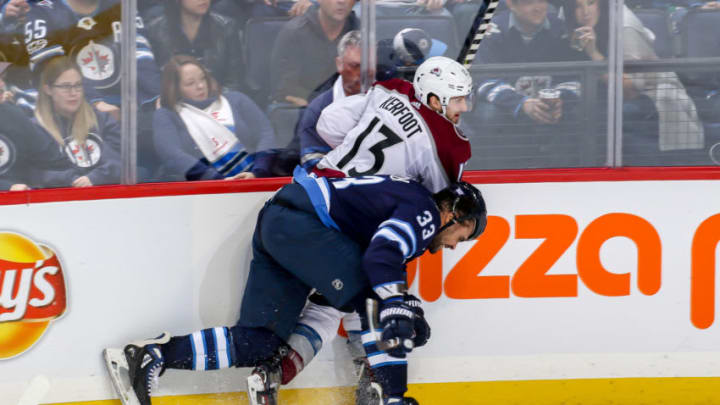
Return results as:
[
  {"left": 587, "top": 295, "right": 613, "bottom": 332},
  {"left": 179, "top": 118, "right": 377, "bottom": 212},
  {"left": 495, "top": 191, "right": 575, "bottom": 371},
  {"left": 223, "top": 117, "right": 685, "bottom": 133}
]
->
[{"left": 457, "top": 0, "right": 501, "bottom": 68}]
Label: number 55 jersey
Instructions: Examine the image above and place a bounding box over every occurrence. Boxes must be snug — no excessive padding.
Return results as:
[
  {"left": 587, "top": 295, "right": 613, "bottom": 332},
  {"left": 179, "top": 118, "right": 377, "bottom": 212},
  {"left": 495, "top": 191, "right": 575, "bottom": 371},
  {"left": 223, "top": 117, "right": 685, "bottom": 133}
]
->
[{"left": 315, "top": 78, "right": 471, "bottom": 193}]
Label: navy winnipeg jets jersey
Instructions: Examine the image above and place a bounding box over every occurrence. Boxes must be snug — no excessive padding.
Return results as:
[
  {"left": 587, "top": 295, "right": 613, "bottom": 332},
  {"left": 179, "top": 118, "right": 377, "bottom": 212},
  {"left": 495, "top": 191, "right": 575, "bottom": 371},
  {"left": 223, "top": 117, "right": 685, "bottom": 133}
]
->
[
  {"left": 294, "top": 167, "right": 441, "bottom": 291},
  {"left": 23, "top": 0, "right": 161, "bottom": 105}
]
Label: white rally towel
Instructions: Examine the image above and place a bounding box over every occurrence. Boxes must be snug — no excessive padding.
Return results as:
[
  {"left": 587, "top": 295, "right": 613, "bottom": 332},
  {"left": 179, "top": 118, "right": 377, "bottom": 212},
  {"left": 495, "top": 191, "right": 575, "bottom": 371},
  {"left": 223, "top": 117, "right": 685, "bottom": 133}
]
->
[{"left": 177, "top": 95, "right": 238, "bottom": 164}]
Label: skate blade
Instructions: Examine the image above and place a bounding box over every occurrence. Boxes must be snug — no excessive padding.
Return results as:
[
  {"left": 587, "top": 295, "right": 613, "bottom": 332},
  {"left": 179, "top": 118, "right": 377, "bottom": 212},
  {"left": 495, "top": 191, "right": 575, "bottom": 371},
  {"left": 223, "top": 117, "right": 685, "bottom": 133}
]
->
[
  {"left": 246, "top": 373, "right": 263, "bottom": 405},
  {"left": 246, "top": 373, "right": 277, "bottom": 405},
  {"left": 103, "top": 348, "right": 141, "bottom": 405}
]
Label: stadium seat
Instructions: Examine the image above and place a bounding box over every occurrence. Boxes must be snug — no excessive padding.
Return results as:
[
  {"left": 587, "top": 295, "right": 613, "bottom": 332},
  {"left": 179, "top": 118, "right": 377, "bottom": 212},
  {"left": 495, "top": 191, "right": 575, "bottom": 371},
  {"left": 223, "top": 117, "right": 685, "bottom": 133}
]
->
[
  {"left": 377, "top": 15, "right": 460, "bottom": 58},
  {"left": 243, "top": 17, "right": 290, "bottom": 106},
  {"left": 681, "top": 9, "right": 720, "bottom": 58},
  {"left": 633, "top": 9, "right": 673, "bottom": 59},
  {"left": 267, "top": 102, "right": 303, "bottom": 149}
]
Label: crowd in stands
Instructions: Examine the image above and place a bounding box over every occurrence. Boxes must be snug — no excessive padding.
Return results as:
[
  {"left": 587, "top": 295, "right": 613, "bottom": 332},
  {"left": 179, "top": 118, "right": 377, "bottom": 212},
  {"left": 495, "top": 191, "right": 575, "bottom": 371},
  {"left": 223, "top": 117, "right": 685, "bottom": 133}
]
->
[
  {"left": 466, "top": 0, "right": 720, "bottom": 168},
  {"left": 0, "top": 0, "right": 719, "bottom": 190}
]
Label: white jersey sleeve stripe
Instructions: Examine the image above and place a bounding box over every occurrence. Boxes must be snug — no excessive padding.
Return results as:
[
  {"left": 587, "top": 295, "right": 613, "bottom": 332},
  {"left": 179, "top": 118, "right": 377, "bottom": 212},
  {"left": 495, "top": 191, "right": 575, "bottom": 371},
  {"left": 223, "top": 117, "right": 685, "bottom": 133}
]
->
[
  {"left": 372, "top": 228, "right": 410, "bottom": 258},
  {"left": 378, "top": 219, "right": 417, "bottom": 256}
]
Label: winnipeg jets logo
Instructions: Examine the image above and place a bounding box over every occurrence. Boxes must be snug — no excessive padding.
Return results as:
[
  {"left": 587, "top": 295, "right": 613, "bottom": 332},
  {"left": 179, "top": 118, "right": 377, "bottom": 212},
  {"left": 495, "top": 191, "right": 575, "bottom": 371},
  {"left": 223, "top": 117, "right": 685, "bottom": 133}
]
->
[
  {"left": 63, "top": 134, "right": 102, "bottom": 168},
  {"left": 37, "top": 0, "right": 53, "bottom": 9},
  {"left": 0, "top": 135, "right": 16, "bottom": 175},
  {"left": 76, "top": 41, "right": 114, "bottom": 81},
  {"left": 332, "top": 279, "right": 344, "bottom": 291},
  {"left": 77, "top": 17, "right": 97, "bottom": 31}
]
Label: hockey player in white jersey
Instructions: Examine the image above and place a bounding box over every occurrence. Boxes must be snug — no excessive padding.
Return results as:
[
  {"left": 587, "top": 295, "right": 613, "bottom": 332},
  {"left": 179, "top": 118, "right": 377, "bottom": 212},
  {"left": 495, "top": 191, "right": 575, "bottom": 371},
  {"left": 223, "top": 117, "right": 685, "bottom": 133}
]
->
[
  {"left": 313, "top": 55, "right": 473, "bottom": 193},
  {"left": 250, "top": 56, "right": 476, "bottom": 405}
]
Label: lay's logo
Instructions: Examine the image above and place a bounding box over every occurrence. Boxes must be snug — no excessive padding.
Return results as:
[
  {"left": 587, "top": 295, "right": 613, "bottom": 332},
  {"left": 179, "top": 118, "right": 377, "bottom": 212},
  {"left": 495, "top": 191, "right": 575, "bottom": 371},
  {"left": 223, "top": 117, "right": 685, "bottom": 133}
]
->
[{"left": 0, "top": 232, "right": 67, "bottom": 359}]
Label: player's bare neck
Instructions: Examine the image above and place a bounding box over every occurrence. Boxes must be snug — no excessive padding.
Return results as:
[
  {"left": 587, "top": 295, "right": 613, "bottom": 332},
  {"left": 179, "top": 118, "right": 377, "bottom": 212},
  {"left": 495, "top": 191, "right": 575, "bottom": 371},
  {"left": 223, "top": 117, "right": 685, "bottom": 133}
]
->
[{"left": 67, "top": 0, "right": 99, "bottom": 15}]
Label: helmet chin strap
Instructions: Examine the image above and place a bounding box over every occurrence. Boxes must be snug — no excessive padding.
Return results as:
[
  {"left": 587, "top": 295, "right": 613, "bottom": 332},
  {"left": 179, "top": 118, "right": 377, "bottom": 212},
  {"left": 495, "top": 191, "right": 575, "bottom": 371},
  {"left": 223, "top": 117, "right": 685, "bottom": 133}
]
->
[{"left": 436, "top": 213, "right": 458, "bottom": 236}]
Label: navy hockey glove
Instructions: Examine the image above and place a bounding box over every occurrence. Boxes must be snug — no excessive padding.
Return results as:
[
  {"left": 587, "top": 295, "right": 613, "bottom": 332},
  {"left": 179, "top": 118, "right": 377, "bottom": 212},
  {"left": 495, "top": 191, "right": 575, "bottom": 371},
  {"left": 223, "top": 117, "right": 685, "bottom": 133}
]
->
[
  {"left": 405, "top": 295, "right": 431, "bottom": 348},
  {"left": 379, "top": 298, "right": 415, "bottom": 357}
]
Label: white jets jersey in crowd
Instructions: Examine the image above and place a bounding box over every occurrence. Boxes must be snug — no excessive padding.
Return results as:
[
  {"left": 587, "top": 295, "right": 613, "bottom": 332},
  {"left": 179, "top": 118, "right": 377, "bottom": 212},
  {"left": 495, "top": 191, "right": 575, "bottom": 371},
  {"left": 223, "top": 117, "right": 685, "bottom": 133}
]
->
[{"left": 315, "top": 78, "right": 471, "bottom": 193}]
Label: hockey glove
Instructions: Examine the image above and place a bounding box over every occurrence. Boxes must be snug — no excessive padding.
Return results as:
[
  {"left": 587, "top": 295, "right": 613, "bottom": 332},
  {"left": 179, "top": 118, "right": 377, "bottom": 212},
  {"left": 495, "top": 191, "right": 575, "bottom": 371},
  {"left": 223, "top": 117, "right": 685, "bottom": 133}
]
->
[
  {"left": 378, "top": 298, "right": 416, "bottom": 357},
  {"left": 405, "top": 295, "right": 431, "bottom": 348}
]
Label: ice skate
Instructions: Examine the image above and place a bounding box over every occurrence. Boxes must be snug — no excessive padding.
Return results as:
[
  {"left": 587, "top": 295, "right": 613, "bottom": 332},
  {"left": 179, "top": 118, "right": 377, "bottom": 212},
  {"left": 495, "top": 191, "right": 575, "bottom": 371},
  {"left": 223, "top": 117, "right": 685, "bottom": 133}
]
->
[
  {"left": 104, "top": 333, "right": 170, "bottom": 405},
  {"left": 246, "top": 348, "right": 285, "bottom": 405}
]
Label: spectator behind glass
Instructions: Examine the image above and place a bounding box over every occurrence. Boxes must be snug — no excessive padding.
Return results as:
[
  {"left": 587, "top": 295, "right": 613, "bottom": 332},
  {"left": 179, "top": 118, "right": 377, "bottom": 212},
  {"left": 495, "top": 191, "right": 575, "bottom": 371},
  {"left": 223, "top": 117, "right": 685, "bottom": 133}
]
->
[
  {"left": 270, "top": 0, "right": 358, "bottom": 107},
  {"left": 473, "top": 0, "right": 582, "bottom": 127},
  {"left": 31, "top": 56, "right": 121, "bottom": 188},
  {"left": 22, "top": 0, "right": 162, "bottom": 120},
  {"left": 153, "top": 55, "right": 277, "bottom": 181},
  {"left": 0, "top": 61, "right": 38, "bottom": 191},
  {"left": 295, "top": 29, "right": 362, "bottom": 169},
  {"left": 565, "top": 0, "right": 704, "bottom": 152},
  {"left": 147, "top": 0, "right": 246, "bottom": 92}
]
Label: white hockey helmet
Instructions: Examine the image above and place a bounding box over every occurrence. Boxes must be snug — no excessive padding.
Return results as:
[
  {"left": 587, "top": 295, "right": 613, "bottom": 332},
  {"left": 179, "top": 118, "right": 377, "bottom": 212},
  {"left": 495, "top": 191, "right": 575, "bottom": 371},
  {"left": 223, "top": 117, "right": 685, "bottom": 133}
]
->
[{"left": 413, "top": 56, "right": 473, "bottom": 116}]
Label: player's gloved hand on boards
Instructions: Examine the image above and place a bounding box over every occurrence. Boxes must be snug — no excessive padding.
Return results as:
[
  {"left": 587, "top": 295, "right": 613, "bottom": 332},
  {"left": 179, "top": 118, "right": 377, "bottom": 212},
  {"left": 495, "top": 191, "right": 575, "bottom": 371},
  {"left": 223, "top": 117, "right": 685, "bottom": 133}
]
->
[
  {"left": 379, "top": 297, "right": 416, "bottom": 357},
  {"left": 404, "top": 294, "right": 431, "bottom": 348}
]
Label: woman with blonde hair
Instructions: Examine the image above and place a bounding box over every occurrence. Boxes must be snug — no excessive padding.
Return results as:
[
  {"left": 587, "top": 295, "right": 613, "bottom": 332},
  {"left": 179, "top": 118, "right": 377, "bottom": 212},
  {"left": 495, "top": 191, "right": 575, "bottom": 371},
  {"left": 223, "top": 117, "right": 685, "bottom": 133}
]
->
[
  {"left": 153, "top": 55, "right": 277, "bottom": 181},
  {"left": 32, "top": 56, "right": 121, "bottom": 187}
]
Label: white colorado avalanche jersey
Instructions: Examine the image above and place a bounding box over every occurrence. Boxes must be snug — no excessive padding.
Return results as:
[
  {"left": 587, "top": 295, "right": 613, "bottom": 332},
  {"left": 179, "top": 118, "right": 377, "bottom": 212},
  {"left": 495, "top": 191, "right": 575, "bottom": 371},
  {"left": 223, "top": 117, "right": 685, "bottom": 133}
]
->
[{"left": 315, "top": 78, "right": 471, "bottom": 193}]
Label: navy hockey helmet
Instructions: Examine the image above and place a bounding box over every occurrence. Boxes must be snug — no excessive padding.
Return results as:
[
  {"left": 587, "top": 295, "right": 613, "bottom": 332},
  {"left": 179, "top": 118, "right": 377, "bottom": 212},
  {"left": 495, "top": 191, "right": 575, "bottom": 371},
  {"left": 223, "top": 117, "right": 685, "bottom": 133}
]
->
[
  {"left": 435, "top": 181, "right": 487, "bottom": 240},
  {"left": 393, "top": 28, "right": 447, "bottom": 66}
]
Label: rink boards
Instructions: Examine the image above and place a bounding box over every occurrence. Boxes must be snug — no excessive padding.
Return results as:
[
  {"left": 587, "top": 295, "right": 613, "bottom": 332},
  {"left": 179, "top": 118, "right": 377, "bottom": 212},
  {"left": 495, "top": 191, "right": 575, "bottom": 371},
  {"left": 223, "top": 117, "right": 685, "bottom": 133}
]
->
[{"left": 1, "top": 171, "right": 720, "bottom": 404}]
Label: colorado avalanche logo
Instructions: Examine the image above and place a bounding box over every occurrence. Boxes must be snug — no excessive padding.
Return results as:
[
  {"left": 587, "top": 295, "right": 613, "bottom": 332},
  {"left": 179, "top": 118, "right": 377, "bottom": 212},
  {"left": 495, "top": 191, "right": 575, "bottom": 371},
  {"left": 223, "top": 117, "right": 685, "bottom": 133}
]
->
[
  {"left": 0, "top": 134, "right": 16, "bottom": 175},
  {"left": 430, "top": 67, "right": 442, "bottom": 77},
  {"left": 62, "top": 133, "right": 102, "bottom": 168},
  {"left": 74, "top": 41, "right": 117, "bottom": 86}
]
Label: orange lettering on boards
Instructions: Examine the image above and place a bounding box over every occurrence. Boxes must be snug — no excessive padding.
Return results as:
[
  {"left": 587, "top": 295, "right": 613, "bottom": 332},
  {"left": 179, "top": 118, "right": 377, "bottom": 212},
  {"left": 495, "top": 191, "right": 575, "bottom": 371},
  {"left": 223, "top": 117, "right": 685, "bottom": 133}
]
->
[
  {"left": 512, "top": 215, "right": 579, "bottom": 298},
  {"left": 444, "top": 216, "right": 511, "bottom": 299},
  {"left": 577, "top": 213, "right": 662, "bottom": 297},
  {"left": 408, "top": 213, "right": 667, "bottom": 305},
  {"left": 691, "top": 214, "right": 720, "bottom": 329}
]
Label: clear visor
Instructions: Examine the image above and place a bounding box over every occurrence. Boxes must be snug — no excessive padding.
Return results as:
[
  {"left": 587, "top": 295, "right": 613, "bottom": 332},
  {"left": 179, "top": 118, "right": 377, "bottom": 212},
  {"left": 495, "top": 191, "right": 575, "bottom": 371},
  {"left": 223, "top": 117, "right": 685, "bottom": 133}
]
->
[{"left": 447, "top": 91, "right": 474, "bottom": 113}]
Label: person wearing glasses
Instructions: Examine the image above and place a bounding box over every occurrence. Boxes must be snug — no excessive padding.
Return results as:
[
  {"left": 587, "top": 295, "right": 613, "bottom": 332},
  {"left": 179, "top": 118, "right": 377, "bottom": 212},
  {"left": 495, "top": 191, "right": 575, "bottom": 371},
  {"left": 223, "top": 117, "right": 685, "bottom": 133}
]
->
[{"left": 29, "top": 56, "right": 121, "bottom": 188}]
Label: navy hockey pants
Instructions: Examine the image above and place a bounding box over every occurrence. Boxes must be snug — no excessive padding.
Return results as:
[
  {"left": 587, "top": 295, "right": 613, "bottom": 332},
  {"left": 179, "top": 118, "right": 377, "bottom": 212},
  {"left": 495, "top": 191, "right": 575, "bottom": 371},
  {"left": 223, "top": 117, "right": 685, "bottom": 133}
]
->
[{"left": 237, "top": 183, "right": 370, "bottom": 341}]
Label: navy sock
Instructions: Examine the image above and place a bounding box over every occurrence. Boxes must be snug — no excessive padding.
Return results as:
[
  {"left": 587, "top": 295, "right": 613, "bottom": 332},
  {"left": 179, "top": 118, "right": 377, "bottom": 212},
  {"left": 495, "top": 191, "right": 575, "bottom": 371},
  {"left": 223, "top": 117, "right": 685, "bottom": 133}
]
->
[
  {"left": 160, "top": 326, "right": 284, "bottom": 370},
  {"left": 228, "top": 325, "right": 284, "bottom": 367},
  {"left": 161, "top": 327, "right": 235, "bottom": 371}
]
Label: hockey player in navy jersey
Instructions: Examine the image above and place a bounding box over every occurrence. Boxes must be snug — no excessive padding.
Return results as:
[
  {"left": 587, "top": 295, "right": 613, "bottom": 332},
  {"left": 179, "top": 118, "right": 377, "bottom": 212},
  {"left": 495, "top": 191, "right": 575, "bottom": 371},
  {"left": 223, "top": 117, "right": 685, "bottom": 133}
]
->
[
  {"left": 22, "top": 0, "right": 161, "bottom": 109},
  {"left": 263, "top": 55, "right": 476, "bottom": 405},
  {"left": 104, "top": 167, "right": 487, "bottom": 405}
]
